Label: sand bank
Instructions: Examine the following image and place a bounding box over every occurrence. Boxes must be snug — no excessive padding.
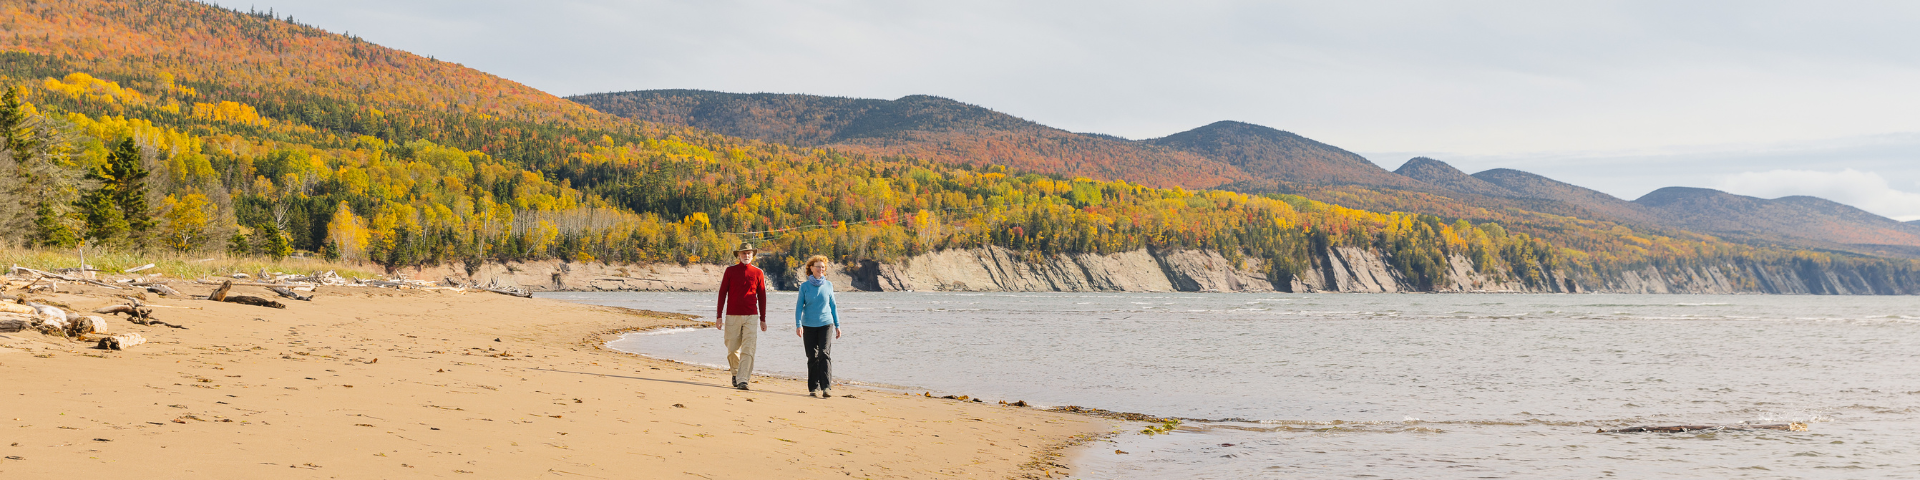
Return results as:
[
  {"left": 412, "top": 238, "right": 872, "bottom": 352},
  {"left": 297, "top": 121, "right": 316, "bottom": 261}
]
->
[{"left": 0, "top": 282, "right": 1107, "bottom": 478}]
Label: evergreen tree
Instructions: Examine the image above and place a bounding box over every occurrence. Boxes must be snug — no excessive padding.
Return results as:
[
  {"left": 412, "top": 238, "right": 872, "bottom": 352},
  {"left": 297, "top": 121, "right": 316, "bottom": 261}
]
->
[
  {"left": 0, "top": 88, "right": 30, "bottom": 160},
  {"left": 1, "top": 88, "right": 89, "bottom": 247},
  {"left": 228, "top": 231, "right": 251, "bottom": 255},
  {"left": 80, "top": 137, "right": 151, "bottom": 245},
  {"left": 77, "top": 188, "right": 126, "bottom": 242},
  {"left": 254, "top": 222, "right": 291, "bottom": 259},
  {"left": 30, "top": 203, "right": 80, "bottom": 248}
]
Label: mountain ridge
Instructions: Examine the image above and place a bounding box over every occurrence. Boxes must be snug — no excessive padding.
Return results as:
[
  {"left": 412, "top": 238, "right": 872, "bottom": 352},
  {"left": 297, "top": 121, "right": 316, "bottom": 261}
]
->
[
  {"left": 572, "top": 89, "right": 1920, "bottom": 257},
  {"left": 568, "top": 89, "right": 1247, "bottom": 188}
]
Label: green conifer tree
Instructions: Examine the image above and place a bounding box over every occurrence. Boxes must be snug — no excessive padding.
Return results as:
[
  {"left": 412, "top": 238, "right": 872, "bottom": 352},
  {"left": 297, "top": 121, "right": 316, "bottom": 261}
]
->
[
  {"left": 2, "top": 87, "right": 89, "bottom": 247},
  {"left": 80, "top": 137, "right": 151, "bottom": 246},
  {"left": 255, "top": 222, "right": 291, "bottom": 260}
]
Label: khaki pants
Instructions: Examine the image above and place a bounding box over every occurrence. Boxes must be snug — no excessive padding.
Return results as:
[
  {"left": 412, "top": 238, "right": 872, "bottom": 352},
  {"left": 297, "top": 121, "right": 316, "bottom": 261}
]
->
[{"left": 722, "top": 315, "right": 759, "bottom": 385}]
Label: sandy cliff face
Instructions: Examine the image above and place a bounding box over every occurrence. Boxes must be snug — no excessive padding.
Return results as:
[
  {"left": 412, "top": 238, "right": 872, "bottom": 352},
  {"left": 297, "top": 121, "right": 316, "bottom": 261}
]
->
[
  {"left": 404, "top": 246, "right": 1917, "bottom": 295},
  {"left": 409, "top": 246, "right": 1550, "bottom": 294}
]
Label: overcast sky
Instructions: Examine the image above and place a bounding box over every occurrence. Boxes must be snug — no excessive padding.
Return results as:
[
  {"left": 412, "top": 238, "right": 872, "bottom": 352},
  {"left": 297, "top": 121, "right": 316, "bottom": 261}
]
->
[{"left": 241, "top": 0, "right": 1920, "bottom": 220}]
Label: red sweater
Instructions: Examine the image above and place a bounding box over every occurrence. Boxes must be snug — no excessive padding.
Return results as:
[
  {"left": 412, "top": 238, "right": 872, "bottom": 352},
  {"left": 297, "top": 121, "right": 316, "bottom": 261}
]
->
[{"left": 716, "top": 263, "right": 768, "bottom": 318}]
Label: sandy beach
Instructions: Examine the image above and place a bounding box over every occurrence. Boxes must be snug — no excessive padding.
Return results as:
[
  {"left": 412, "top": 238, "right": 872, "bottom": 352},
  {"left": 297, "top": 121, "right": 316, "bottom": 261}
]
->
[{"left": 0, "top": 282, "right": 1108, "bottom": 479}]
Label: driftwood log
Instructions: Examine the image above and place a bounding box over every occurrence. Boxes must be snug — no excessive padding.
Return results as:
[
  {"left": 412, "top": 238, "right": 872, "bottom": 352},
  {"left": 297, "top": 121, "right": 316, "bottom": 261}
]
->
[
  {"left": 98, "top": 332, "right": 146, "bottom": 350},
  {"left": 209, "top": 280, "right": 233, "bottom": 302},
  {"left": 194, "top": 280, "right": 317, "bottom": 288},
  {"left": 137, "top": 283, "right": 182, "bottom": 297},
  {"left": 0, "top": 315, "right": 28, "bottom": 332},
  {"left": 65, "top": 315, "right": 106, "bottom": 336},
  {"left": 28, "top": 304, "right": 66, "bottom": 323},
  {"left": 95, "top": 301, "right": 187, "bottom": 329},
  {"left": 1598, "top": 423, "right": 1808, "bottom": 433},
  {"left": 481, "top": 285, "right": 532, "bottom": 298},
  {"left": 94, "top": 304, "right": 142, "bottom": 316},
  {"left": 10, "top": 266, "right": 126, "bottom": 290},
  {"left": 223, "top": 295, "right": 285, "bottom": 309},
  {"left": 269, "top": 286, "right": 312, "bottom": 301}
]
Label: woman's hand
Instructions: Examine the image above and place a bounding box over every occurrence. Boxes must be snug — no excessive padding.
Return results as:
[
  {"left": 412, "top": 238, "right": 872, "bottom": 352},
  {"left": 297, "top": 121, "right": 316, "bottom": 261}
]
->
[
  {"left": 795, "top": 327, "right": 804, "bottom": 338},
  {"left": 834, "top": 327, "right": 842, "bottom": 339}
]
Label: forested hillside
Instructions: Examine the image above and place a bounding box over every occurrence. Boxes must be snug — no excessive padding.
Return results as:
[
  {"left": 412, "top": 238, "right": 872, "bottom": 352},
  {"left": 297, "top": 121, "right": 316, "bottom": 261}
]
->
[
  {"left": 2, "top": 0, "right": 1917, "bottom": 293},
  {"left": 568, "top": 89, "right": 1247, "bottom": 189},
  {"left": 1632, "top": 187, "right": 1920, "bottom": 253}
]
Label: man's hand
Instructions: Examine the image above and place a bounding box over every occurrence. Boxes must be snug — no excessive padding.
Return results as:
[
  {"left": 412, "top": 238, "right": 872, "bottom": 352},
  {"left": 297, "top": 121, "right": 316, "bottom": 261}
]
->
[
  {"left": 835, "top": 327, "right": 842, "bottom": 339},
  {"left": 758, "top": 318, "right": 767, "bottom": 332},
  {"left": 714, "top": 317, "right": 723, "bottom": 330},
  {"left": 795, "top": 327, "right": 804, "bottom": 338}
]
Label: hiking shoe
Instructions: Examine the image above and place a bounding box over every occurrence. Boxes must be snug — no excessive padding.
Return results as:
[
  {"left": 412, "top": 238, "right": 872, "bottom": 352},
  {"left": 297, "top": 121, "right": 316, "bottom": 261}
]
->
[
  {"left": 821, "top": 389, "right": 833, "bottom": 398},
  {"left": 735, "top": 382, "right": 749, "bottom": 391},
  {"left": 808, "top": 390, "right": 819, "bottom": 398}
]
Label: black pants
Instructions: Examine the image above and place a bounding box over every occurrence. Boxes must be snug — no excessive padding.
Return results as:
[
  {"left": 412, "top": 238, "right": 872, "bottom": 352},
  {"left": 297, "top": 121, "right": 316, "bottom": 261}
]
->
[{"left": 803, "top": 325, "right": 833, "bottom": 392}]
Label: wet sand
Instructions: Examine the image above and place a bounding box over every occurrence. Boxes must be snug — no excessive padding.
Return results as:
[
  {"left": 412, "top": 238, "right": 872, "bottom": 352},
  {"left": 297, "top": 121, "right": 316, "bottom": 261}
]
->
[{"left": 0, "top": 283, "right": 1106, "bottom": 478}]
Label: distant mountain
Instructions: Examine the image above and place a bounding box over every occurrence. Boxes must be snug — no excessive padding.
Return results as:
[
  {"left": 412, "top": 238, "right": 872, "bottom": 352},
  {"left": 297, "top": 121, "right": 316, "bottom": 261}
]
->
[
  {"left": 573, "top": 89, "right": 1920, "bottom": 256},
  {"left": 1468, "top": 168, "right": 1667, "bottom": 226},
  {"left": 1633, "top": 187, "right": 1920, "bottom": 248},
  {"left": 1148, "top": 121, "right": 1424, "bottom": 189},
  {"left": 1392, "top": 157, "right": 1515, "bottom": 198},
  {"left": 569, "top": 90, "right": 1246, "bottom": 189},
  {"left": 1382, "top": 158, "right": 1920, "bottom": 254}
]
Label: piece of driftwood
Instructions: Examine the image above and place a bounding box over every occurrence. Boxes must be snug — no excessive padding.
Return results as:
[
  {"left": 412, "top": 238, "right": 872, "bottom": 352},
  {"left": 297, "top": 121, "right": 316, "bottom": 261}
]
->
[
  {"left": 98, "top": 332, "right": 146, "bottom": 350},
  {"left": 1597, "top": 423, "right": 1808, "bottom": 433},
  {"left": 209, "top": 280, "right": 233, "bottom": 302},
  {"left": 123, "top": 263, "right": 155, "bottom": 273},
  {"left": 35, "top": 314, "right": 68, "bottom": 334},
  {"left": 10, "top": 266, "right": 126, "bottom": 290},
  {"left": 269, "top": 286, "right": 312, "bottom": 301},
  {"left": 0, "top": 302, "right": 35, "bottom": 315},
  {"left": 65, "top": 315, "right": 106, "bottom": 336},
  {"left": 480, "top": 285, "right": 532, "bottom": 298},
  {"left": 95, "top": 300, "right": 187, "bottom": 329},
  {"left": 0, "top": 315, "right": 28, "bottom": 332},
  {"left": 95, "top": 304, "right": 140, "bottom": 316},
  {"left": 223, "top": 295, "right": 285, "bottom": 309},
  {"left": 29, "top": 304, "right": 66, "bottom": 323},
  {"left": 130, "top": 316, "right": 187, "bottom": 329},
  {"left": 194, "top": 280, "right": 275, "bottom": 287},
  {"left": 137, "top": 283, "right": 182, "bottom": 297}
]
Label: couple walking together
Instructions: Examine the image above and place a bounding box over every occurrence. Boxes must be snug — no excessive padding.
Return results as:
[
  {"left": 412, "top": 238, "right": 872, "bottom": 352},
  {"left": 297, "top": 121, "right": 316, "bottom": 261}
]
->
[{"left": 715, "top": 243, "right": 843, "bottom": 397}]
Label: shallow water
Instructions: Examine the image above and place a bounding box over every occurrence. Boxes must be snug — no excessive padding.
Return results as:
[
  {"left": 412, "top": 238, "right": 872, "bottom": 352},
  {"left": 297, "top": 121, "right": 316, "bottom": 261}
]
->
[{"left": 546, "top": 292, "right": 1920, "bottom": 479}]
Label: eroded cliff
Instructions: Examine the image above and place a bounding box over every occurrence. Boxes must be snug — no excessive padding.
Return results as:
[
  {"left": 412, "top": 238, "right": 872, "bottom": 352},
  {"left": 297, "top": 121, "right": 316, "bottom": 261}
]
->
[{"left": 405, "top": 245, "right": 1917, "bottom": 295}]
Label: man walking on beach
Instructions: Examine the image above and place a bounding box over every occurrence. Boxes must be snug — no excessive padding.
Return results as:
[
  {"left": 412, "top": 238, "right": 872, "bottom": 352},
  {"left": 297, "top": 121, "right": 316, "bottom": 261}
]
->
[{"left": 715, "top": 243, "right": 768, "bottom": 390}]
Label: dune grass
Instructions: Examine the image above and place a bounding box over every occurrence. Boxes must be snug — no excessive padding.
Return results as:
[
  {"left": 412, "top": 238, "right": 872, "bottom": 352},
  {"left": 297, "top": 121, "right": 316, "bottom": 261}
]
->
[{"left": 0, "top": 247, "right": 380, "bottom": 281}]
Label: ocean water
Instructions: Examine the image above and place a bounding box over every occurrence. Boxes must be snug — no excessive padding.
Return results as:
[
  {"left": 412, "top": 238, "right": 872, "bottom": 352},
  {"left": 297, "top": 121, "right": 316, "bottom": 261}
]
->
[{"left": 544, "top": 291, "right": 1920, "bottom": 479}]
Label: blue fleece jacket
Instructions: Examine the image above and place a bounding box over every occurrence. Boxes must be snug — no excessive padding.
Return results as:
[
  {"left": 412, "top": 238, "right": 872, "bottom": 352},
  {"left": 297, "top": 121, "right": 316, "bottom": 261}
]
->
[{"left": 794, "top": 278, "right": 840, "bottom": 328}]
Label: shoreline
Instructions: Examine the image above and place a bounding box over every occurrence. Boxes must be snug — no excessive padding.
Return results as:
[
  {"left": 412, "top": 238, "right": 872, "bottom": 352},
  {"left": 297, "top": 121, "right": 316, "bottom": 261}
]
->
[{"left": 0, "top": 281, "right": 1111, "bottom": 479}]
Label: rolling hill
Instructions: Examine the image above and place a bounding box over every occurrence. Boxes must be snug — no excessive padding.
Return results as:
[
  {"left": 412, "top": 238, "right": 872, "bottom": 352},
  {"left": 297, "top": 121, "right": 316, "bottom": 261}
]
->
[
  {"left": 1147, "top": 121, "right": 1424, "bottom": 189},
  {"left": 1632, "top": 187, "right": 1920, "bottom": 250},
  {"left": 567, "top": 90, "right": 1246, "bottom": 189},
  {"left": 572, "top": 89, "right": 1920, "bottom": 257}
]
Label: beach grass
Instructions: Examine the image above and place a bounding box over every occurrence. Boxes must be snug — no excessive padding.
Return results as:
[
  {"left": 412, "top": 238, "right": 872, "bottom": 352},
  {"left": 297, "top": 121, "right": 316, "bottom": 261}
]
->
[{"left": 0, "top": 246, "right": 380, "bottom": 280}]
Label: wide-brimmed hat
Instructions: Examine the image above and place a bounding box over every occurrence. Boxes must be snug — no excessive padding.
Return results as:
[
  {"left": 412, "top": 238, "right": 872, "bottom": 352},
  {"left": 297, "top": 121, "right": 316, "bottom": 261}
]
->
[{"left": 733, "top": 242, "right": 758, "bottom": 253}]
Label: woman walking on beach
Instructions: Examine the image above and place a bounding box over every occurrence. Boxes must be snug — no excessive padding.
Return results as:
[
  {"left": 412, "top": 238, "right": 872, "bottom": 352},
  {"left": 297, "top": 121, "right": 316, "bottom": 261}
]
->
[{"left": 794, "top": 255, "right": 842, "bottom": 398}]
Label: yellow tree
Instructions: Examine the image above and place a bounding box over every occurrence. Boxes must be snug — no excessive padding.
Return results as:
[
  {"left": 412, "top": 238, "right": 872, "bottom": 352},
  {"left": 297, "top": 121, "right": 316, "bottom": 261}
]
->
[
  {"left": 325, "top": 202, "right": 371, "bottom": 261},
  {"left": 158, "top": 193, "right": 212, "bottom": 252}
]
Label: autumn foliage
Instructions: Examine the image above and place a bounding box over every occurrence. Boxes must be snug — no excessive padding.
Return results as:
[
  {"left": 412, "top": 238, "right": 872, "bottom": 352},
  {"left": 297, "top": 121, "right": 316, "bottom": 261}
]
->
[{"left": 0, "top": 0, "right": 1914, "bottom": 291}]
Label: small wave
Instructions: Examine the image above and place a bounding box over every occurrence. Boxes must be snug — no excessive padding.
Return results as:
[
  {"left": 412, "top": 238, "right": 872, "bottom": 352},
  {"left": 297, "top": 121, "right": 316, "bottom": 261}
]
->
[{"left": 623, "top": 326, "right": 704, "bottom": 336}]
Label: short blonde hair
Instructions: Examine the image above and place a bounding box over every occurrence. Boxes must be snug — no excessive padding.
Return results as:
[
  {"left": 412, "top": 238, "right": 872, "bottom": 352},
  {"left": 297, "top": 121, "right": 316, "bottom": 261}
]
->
[{"left": 805, "top": 255, "right": 831, "bottom": 275}]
